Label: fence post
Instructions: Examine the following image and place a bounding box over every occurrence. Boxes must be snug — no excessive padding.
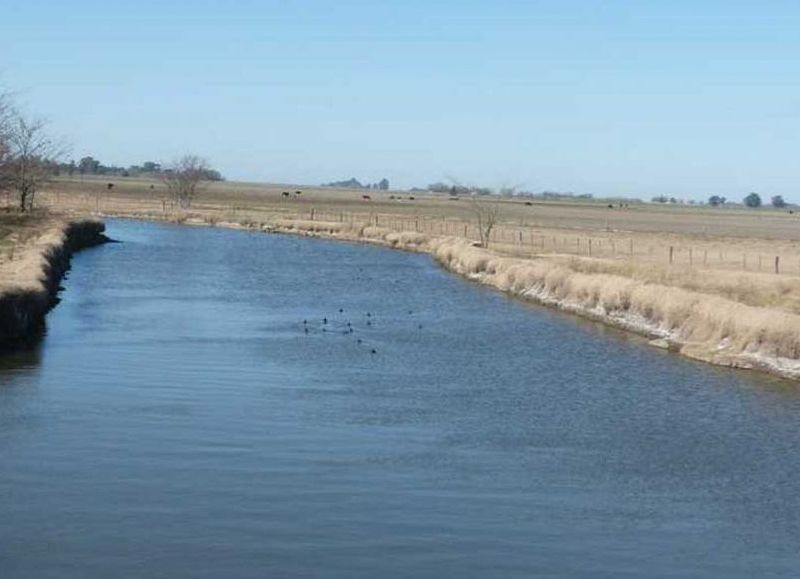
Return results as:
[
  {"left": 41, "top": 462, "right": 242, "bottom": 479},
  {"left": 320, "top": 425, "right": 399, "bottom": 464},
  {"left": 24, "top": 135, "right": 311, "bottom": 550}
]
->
[
  {"left": 775, "top": 256, "right": 780, "bottom": 274},
  {"left": 588, "top": 239, "right": 592, "bottom": 257},
  {"left": 669, "top": 246, "right": 674, "bottom": 264},
  {"left": 310, "top": 208, "right": 315, "bottom": 221}
]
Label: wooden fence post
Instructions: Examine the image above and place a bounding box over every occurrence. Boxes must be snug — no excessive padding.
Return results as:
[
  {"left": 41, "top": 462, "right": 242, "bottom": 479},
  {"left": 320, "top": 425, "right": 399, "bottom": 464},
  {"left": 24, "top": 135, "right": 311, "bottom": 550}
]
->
[
  {"left": 775, "top": 256, "right": 780, "bottom": 274},
  {"left": 669, "top": 246, "right": 674, "bottom": 264}
]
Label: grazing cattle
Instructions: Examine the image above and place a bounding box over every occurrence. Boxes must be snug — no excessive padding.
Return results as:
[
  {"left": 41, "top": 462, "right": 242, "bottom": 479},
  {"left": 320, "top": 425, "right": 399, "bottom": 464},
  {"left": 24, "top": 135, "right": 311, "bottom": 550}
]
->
[
  {"left": 524, "top": 201, "right": 533, "bottom": 206},
  {"left": 282, "top": 191, "right": 290, "bottom": 198},
  {"left": 608, "top": 204, "right": 614, "bottom": 208},
  {"left": 295, "top": 190, "right": 302, "bottom": 195},
  {"left": 409, "top": 196, "right": 415, "bottom": 200},
  {"left": 362, "top": 195, "right": 372, "bottom": 200},
  {"left": 107, "top": 183, "right": 114, "bottom": 190}
]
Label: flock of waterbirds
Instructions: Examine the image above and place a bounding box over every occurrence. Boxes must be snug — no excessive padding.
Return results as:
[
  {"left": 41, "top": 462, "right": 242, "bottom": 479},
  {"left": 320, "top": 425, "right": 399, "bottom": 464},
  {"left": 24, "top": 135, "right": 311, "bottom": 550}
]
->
[{"left": 301, "top": 308, "right": 423, "bottom": 354}]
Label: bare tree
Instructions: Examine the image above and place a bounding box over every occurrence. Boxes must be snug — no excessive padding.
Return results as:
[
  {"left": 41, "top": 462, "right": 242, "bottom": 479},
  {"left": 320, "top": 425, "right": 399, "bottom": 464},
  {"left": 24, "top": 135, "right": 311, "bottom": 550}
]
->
[
  {"left": 162, "top": 155, "right": 213, "bottom": 209},
  {"left": 0, "top": 108, "right": 62, "bottom": 212},
  {"left": 470, "top": 195, "right": 500, "bottom": 248},
  {"left": 0, "top": 92, "right": 14, "bottom": 205}
]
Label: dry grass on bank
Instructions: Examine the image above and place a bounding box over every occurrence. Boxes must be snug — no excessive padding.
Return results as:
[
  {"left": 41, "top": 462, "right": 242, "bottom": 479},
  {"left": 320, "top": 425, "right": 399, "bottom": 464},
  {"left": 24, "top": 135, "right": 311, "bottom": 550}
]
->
[{"left": 0, "top": 211, "right": 67, "bottom": 293}]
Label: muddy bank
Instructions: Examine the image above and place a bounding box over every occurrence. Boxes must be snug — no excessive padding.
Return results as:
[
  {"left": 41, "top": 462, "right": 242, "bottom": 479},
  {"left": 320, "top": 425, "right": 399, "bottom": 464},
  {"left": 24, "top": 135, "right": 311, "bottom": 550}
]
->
[{"left": 0, "top": 219, "right": 109, "bottom": 352}]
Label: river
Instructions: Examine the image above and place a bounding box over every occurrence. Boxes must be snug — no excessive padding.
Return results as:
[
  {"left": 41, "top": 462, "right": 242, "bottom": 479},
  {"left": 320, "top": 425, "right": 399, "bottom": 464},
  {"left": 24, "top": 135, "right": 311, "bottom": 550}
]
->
[{"left": 2, "top": 218, "right": 800, "bottom": 577}]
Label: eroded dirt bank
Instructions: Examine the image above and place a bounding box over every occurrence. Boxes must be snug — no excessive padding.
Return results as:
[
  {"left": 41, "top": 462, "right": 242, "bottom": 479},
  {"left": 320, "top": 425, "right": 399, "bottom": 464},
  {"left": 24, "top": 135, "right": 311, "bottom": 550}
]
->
[{"left": 0, "top": 219, "right": 108, "bottom": 352}]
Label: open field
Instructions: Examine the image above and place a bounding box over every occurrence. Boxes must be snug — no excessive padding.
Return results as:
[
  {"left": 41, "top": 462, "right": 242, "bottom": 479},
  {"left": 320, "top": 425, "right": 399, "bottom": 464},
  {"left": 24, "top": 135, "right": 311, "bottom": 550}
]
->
[{"left": 33, "top": 176, "right": 800, "bottom": 310}]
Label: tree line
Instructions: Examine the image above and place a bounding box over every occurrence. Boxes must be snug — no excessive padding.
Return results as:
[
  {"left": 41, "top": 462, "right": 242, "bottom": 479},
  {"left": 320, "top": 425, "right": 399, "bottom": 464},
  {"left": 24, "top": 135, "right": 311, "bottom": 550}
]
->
[
  {"left": 322, "top": 177, "right": 390, "bottom": 190},
  {"left": 652, "top": 193, "right": 788, "bottom": 208},
  {"left": 57, "top": 156, "right": 223, "bottom": 182},
  {"left": 0, "top": 89, "right": 222, "bottom": 212}
]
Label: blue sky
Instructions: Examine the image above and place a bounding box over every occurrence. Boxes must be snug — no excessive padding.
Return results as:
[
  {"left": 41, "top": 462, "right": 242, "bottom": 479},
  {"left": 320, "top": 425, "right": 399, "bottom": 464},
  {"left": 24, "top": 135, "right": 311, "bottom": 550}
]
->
[{"left": 2, "top": 0, "right": 799, "bottom": 199}]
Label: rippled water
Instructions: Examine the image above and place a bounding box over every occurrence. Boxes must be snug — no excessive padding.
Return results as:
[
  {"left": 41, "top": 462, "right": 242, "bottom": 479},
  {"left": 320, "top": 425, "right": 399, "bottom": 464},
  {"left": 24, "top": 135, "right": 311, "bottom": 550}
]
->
[{"left": 2, "top": 219, "right": 800, "bottom": 578}]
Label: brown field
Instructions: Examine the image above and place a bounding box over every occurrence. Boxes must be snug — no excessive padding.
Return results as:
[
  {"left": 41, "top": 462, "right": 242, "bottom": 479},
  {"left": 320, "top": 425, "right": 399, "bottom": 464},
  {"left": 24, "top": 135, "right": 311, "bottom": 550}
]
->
[{"left": 32, "top": 175, "right": 800, "bottom": 307}]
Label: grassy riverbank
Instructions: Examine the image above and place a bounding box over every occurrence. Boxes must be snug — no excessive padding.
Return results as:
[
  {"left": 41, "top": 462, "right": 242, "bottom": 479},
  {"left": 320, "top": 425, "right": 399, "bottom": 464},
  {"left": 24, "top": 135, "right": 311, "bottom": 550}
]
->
[
  {"left": 0, "top": 211, "right": 107, "bottom": 350},
  {"left": 12, "top": 176, "right": 800, "bottom": 379}
]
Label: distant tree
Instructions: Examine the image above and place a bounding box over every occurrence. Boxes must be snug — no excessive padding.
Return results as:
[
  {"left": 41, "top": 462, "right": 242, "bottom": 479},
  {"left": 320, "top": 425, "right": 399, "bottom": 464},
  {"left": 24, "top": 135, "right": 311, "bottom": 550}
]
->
[
  {"left": 378, "top": 178, "right": 389, "bottom": 191},
  {"left": 771, "top": 195, "right": 787, "bottom": 208},
  {"left": 322, "top": 177, "right": 364, "bottom": 189},
  {"left": 0, "top": 109, "right": 63, "bottom": 212},
  {"left": 142, "top": 161, "right": 161, "bottom": 173},
  {"left": 708, "top": 195, "right": 726, "bottom": 206},
  {"left": 78, "top": 156, "right": 100, "bottom": 175},
  {"left": 161, "top": 155, "right": 215, "bottom": 208},
  {"left": 651, "top": 195, "right": 668, "bottom": 203},
  {"left": 428, "top": 182, "right": 450, "bottom": 193},
  {"left": 743, "top": 192, "right": 762, "bottom": 208},
  {"left": 669, "top": 197, "right": 678, "bottom": 204}
]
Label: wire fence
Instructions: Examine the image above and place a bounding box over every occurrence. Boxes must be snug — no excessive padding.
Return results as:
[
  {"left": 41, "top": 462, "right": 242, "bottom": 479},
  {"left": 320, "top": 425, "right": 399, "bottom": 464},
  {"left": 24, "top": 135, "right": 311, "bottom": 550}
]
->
[{"left": 32, "top": 192, "right": 800, "bottom": 276}]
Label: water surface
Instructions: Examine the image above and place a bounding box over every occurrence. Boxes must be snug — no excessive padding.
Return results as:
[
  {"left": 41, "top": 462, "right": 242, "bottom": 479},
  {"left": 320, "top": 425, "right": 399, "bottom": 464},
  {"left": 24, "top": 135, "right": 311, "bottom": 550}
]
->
[{"left": 2, "top": 219, "right": 800, "bottom": 578}]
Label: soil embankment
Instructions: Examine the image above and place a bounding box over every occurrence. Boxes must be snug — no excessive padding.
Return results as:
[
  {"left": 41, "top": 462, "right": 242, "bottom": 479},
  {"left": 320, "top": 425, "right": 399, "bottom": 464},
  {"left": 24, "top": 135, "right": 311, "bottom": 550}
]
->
[{"left": 0, "top": 219, "right": 108, "bottom": 352}]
